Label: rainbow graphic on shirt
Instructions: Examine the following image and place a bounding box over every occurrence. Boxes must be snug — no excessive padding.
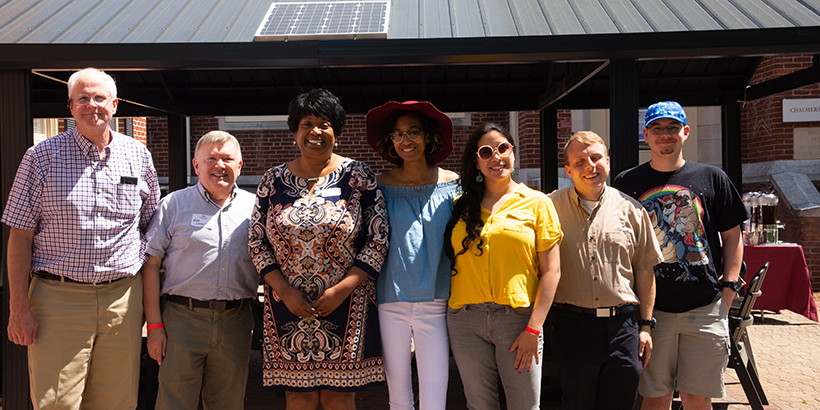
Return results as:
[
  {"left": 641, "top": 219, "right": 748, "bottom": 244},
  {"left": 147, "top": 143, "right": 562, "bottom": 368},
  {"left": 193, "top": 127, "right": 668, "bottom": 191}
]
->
[{"left": 639, "top": 185, "right": 709, "bottom": 280}]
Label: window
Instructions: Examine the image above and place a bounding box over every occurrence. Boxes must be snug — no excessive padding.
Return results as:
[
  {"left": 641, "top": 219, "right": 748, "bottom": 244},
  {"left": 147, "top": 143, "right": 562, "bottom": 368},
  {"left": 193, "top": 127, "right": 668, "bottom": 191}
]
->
[
  {"left": 219, "top": 116, "right": 290, "bottom": 131},
  {"left": 33, "top": 119, "right": 58, "bottom": 144}
]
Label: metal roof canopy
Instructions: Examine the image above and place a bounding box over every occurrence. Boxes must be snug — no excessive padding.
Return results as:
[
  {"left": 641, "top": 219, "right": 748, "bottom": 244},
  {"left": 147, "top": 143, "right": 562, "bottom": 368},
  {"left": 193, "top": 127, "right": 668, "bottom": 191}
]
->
[
  {"left": 2, "top": 1, "right": 820, "bottom": 406},
  {"left": 6, "top": 26, "right": 819, "bottom": 118}
]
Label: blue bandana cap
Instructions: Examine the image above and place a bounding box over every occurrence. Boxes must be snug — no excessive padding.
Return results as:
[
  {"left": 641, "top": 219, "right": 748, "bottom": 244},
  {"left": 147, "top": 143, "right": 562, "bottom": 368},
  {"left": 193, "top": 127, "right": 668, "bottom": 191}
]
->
[{"left": 645, "top": 101, "right": 686, "bottom": 127}]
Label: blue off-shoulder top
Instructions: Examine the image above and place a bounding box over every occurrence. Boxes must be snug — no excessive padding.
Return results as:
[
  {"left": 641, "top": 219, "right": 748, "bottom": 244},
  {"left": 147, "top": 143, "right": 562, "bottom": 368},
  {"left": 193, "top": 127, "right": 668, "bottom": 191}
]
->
[{"left": 377, "top": 179, "right": 459, "bottom": 303}]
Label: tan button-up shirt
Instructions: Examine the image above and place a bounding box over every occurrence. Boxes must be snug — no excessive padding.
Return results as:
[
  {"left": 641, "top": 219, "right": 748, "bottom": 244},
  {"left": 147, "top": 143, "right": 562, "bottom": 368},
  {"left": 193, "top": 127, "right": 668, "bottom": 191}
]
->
[{"left": 549, "top": 185, "right": 662, "bottom": 309}]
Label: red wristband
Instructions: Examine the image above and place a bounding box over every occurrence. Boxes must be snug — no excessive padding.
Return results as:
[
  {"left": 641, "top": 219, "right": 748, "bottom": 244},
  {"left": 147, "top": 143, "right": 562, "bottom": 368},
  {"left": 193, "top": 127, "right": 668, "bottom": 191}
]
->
[
  {"left": 147, "top": 323, "right": 165, "bottom": 330},
  {"left": 524, "top": 326, "right": 540, "bottom": 336}
]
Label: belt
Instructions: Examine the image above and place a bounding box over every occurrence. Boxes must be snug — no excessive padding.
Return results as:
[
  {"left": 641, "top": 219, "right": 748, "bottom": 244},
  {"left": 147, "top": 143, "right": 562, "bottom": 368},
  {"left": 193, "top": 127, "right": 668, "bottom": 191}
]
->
[
  {"left": 32, "top": 270, "right": 127, "bottom": 285},
  {"left": 165, "top": 294, "right": 249, "bottom": 312},
  {"left": 555, "top": 303, "right": 638, "bottom": 317}
]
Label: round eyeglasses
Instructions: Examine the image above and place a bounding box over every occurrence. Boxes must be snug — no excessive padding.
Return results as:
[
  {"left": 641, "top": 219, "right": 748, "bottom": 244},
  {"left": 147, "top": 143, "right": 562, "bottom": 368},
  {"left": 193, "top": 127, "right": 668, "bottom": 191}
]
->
[
  {"left": 476, "top": 142, "right": 514, "bottom": 160},
  {"left": 68, "top": 94, "right": 113, "bottom": 107},
  {"left": 389, "top": 129, "right": 424, "bottom": 143}
]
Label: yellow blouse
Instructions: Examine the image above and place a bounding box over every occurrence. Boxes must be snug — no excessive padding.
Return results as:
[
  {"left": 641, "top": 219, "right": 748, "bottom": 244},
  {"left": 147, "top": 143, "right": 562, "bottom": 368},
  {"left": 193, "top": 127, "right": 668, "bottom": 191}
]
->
[{"left": 449, "top": 184, "right": 563, "bottom": 309}]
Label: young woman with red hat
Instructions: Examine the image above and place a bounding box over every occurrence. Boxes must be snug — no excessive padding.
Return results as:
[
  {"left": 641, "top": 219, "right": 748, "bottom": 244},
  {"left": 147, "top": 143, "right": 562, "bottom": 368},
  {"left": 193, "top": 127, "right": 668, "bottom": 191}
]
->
[{"left": 366, "top": 101, "right": 459, "bottom": 410}]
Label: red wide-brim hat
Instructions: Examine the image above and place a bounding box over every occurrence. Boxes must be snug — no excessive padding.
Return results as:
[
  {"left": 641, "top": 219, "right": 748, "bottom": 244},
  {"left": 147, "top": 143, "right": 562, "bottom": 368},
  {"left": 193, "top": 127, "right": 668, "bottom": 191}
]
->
[{"left": 366, "top": 101, "right": 454, "bottom": 165}]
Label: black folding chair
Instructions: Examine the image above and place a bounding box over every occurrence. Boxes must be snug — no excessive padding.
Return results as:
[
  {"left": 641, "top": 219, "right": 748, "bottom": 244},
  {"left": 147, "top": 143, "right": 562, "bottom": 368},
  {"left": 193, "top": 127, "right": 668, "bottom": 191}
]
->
[{"left": 728, "top": 261, "right": 770, "bottom": 410}]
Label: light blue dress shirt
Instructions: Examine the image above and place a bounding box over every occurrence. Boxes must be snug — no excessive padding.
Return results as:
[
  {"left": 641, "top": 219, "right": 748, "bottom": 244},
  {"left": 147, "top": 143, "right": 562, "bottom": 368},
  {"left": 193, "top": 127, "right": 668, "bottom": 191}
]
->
[
  {"left": 146, "top": 183, "right": 258, "bottom": 300},
  {"left": 377, "top": 179, "right": 459, "bottom": 303}
]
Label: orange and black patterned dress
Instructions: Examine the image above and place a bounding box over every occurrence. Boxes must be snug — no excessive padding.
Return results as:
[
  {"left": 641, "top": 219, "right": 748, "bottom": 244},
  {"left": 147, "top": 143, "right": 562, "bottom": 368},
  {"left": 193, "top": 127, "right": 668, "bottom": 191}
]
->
[{"left": 249, "top": 159, "right": 389, "bottom": 392}]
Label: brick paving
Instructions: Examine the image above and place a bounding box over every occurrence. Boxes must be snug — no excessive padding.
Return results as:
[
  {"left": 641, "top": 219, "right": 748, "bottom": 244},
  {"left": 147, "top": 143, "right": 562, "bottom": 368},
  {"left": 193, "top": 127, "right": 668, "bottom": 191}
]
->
[{"left": 715, "top": 307, "right": 820, "bottom": 410}]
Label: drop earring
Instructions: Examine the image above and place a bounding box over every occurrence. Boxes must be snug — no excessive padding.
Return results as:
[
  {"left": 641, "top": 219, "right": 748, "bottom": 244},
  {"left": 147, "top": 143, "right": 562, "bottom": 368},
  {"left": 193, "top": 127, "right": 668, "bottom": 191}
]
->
[{"left": 476, "top": 173, "right": 484, "bottom": 182}]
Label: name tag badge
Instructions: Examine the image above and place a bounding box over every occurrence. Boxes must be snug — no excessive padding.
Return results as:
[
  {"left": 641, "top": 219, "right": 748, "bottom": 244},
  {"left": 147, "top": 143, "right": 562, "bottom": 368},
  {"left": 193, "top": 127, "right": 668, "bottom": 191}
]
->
[
  {"left": 191, "top": 213, "right": 210, "bottom": 227},
  {"left": 321, "top": 187, "right": 341, "bottom": 197},
  {"left": 120, "top": 176, "right": 138, "bottom": 185}
]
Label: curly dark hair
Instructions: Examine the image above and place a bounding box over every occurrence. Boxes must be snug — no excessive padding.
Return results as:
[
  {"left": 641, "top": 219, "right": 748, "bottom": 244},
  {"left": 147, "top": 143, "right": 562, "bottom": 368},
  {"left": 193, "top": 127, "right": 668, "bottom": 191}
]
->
[
  {"left": 287, "top": 89, "right": 346, "bottom": 136},
  {"left": 376, "top": 110, "right": 444, "bottom": 166},
  {"left": 444, "top": 122, "right": 515, "bottom": 275}
]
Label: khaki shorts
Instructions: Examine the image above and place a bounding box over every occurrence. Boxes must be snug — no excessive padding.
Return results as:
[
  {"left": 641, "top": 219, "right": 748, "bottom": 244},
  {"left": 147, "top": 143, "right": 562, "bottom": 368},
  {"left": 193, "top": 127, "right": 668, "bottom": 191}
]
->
[{"left": 639, "top": 298, "right": 730, "bottom": 398}]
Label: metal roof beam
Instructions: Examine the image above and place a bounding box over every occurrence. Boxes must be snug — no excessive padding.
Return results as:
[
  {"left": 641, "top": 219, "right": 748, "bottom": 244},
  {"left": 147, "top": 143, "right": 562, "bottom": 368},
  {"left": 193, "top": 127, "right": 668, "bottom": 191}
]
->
[
  {"left": 743, "top": 58, "right": 820, "bottom": 101},
  {"left": 555, "top": 90, "right": 728, "bottom": 109},
  {"left": 538, "top": 60, "right": 609, "bottom": 109}
]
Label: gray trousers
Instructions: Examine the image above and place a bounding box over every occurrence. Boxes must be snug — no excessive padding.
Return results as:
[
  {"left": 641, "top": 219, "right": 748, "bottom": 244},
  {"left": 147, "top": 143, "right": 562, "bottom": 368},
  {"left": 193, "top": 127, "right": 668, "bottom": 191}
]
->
[{"left": 448, "top": 302, "right": 543, "bottom": 410}]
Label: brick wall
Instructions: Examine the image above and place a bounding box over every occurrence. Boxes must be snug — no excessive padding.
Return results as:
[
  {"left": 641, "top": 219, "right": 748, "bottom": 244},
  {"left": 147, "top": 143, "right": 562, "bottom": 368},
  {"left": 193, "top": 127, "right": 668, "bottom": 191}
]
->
[
  {"left": 742, "top": 54, "right": 820, "bottom": 289},
  {"left": 146, "top": 110, "right": 575, "bottom": 181},
  {"left": 146, "top": 117, "right": 169, "bottom": 177},
  {"left": 557, "top": 110, "right": 573, "bottom": 166},
  {"left": 515, "top": 110, "right": 572, "bottom": 169},
  {"left": 132, "top": 117, "right": 147, "bottom": 144},
  {"left": 517, "top": 111, "right": 541, "bottom": 168},
  {"left": 146, "top": 112, "right": 513, "bottom": 178},
  {"left": 742, "top": 55, "right": 820, "bottom": 164}
]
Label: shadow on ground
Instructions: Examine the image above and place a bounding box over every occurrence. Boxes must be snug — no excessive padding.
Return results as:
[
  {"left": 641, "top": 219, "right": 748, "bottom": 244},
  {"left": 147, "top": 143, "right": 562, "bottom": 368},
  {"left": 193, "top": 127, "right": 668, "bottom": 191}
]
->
[{"left": 243, "top": 351, "right": 563, "bottom": 409}]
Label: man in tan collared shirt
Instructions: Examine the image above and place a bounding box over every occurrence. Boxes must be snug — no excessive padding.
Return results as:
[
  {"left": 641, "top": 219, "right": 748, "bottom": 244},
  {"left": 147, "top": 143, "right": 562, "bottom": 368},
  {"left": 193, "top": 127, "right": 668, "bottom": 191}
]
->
[{"left": 548, "top": 131, "right": 662, "bottom": 410}]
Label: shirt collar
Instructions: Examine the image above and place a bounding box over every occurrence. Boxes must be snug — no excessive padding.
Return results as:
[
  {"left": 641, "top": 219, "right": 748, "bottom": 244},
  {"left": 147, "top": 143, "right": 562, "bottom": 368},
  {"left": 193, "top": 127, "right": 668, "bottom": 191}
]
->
[
  {"left": 570, "top": 184, "right": 609, "bottom": 214},
  {"left": 196, "top": 182, "right": 237, "bottom": 207},
  {"left": 71, "top": 128, "right": 117, "bottom": 158},
  {"left": 512, "top": 182, "right": 528, "bottom": 197}
]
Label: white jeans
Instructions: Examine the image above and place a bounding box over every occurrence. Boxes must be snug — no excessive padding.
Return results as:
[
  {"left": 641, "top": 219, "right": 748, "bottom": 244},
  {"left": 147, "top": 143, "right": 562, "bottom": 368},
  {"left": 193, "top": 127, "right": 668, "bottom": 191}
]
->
[{"left": 378, "top": 300, "right": 449, "bottom": 410}]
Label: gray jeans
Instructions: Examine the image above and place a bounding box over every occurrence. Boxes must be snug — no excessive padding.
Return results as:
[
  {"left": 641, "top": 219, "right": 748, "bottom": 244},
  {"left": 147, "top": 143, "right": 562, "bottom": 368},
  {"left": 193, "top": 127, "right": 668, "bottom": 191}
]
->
[{"left": 448, "top": 302, "right": 542, "bottom": 410}]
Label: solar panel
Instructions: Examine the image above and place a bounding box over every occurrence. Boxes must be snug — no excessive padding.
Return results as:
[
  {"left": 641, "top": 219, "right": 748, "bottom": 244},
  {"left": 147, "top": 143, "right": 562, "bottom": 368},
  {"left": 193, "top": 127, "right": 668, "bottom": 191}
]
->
[{"left": 254, "top": 1, "right": 390, "bottom": 41}]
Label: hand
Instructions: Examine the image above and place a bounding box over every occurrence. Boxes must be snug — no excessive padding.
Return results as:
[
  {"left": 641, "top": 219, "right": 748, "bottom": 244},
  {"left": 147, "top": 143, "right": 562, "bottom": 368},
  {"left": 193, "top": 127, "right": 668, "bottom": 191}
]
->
[
  {"left": 509, "top": 331, "right": 539, "bottom": 373},
  {"left": 279, "top": 286, "right": 317, "bottom": 319},
  {"left": 312, "top": 286, "right": 347, "bottom": 317},
  {"left": 638, "top": 329, "right": 652, "bottom": 367},
  {"left": 147, "top": 328, "right": 167, "bottom": 365},
  {"left": 7, "top": 306, "right": 38, "bottom": 346},
  {"left": 721, "top": 287, "right": 737, "bottom": 309}
]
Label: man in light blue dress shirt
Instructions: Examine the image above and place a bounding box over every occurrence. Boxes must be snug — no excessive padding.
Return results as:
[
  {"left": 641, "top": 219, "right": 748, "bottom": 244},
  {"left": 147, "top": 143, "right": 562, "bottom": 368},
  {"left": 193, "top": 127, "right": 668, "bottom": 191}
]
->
[{"left": 143, "top": 131, "right": 258, "bottom": 410}]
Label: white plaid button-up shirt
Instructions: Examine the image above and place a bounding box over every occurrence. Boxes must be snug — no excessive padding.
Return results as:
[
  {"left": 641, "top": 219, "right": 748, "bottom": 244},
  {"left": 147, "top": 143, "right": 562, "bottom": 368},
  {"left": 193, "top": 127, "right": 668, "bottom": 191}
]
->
[{"left": 2, "top": 128, "right": 160, "bottom": 282}]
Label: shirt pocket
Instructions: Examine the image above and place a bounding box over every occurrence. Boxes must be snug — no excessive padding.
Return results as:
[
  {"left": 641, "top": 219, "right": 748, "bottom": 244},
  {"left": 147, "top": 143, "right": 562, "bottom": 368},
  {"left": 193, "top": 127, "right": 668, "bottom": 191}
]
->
[
  {"left": 115, "top": 182, "right": 141, "bottom": 217},
  {"left": 504, "top": 212, "right": 534, "bottom": 233},
  {"left": 601, "top": 230, "right": 633, "bottom": 263}
]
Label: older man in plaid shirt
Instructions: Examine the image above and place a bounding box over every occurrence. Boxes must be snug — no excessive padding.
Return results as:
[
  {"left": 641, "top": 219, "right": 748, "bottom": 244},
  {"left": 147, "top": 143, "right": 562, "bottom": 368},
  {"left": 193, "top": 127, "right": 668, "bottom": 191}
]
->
[{"left": 2, "top": 68, "right": 159, "bottom": 410}]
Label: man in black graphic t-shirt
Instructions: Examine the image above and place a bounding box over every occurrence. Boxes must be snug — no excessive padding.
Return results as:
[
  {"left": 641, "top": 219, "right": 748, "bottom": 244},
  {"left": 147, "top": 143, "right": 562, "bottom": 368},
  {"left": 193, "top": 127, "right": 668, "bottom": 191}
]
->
[{"left": 613, "top": 101, "right": 748, "bottom": 410}]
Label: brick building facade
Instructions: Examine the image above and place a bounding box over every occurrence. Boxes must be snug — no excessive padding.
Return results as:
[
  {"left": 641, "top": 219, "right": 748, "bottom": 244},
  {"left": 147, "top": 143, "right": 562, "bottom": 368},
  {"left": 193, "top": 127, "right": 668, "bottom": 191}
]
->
[{"left": 741, "top": 54, "right": 820, "bottom": 289}]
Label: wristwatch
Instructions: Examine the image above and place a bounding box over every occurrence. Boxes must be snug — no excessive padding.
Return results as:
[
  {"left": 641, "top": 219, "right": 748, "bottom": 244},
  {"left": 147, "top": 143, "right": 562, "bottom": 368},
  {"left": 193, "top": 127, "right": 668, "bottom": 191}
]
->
[
  {"left": 638, "top": 318, "right": 656, "bottom": 329},
  {"left": 721, "top": 281, "right": 741, "bottom": 292}
]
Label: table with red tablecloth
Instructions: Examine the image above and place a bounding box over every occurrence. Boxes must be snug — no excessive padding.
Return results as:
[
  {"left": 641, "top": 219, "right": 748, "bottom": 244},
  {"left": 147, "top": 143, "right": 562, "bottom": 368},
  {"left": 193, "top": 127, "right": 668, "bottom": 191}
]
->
[{"left": 743, "top": 244, "right": 818, "bottom": 322}]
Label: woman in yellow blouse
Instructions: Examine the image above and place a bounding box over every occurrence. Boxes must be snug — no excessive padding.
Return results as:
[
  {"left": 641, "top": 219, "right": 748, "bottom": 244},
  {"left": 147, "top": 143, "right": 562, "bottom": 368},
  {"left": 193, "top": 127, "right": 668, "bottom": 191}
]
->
[{"left": 444, "top": 123, "right": 562, "bottom": 410}]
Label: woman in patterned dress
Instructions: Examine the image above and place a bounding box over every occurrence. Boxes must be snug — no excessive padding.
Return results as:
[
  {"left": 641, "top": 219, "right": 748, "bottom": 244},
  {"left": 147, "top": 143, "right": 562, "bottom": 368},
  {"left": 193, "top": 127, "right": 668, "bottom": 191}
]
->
[{"left": 249, "top": 89, "right": 389, "bottom": 410}]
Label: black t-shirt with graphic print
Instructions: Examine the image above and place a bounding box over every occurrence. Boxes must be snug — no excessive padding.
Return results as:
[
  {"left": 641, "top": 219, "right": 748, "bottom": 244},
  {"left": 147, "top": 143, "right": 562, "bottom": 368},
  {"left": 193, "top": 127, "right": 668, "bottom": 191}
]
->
[{"left": 612, "top": 161, "right": 749, "bottom": 313}]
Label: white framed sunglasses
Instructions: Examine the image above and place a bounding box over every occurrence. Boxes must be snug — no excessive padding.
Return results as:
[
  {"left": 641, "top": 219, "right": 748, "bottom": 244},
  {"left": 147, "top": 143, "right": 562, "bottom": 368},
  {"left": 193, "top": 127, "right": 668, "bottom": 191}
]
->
[{"left": 476, "top": 142, "right": 514, "bottom": 160}]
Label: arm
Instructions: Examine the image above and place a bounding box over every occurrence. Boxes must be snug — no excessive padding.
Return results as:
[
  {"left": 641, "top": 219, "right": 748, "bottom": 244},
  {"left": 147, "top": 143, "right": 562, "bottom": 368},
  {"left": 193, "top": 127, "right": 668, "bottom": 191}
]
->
[
  {"left": 634, "top": 264, "right": 656, "bottom": 366},
  {"left": 139, "top": 150, "right": 161, "bottom": 233},
  {"left": 142, "top": 255, "right": 165, "bottom": 364},
  {"left": 719, "top": 225, "right": 744, "bottom": 306},
  {"left": 510, "top": 244, "right": 561, "bottom": 372},
  {"left": 7, "top": 227, "right": 38, "bottom": 346},
  {"left": 248, "top": 170, "right": 314, "bottom": 316}
]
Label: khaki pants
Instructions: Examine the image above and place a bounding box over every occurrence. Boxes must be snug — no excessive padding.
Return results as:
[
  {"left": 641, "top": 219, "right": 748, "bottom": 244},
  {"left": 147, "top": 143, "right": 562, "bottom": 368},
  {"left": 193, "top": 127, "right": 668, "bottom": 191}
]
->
[
  {"left": 28, "top": 273, "right": 143, "bottom": 410},
  {"left": 156, "top": 299, "right": 254, "bottom": 410}
]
